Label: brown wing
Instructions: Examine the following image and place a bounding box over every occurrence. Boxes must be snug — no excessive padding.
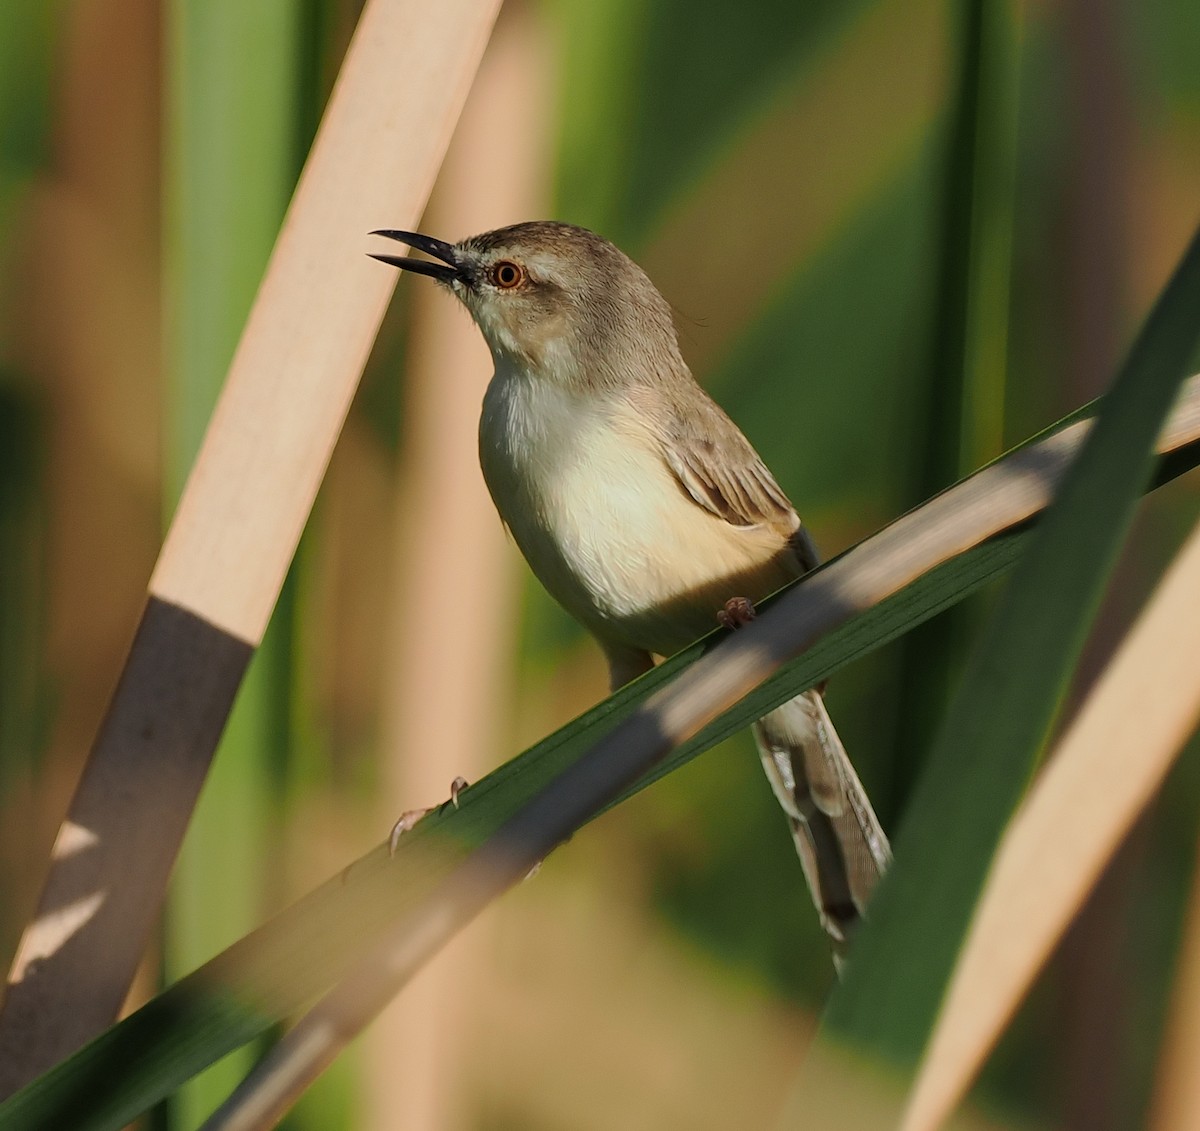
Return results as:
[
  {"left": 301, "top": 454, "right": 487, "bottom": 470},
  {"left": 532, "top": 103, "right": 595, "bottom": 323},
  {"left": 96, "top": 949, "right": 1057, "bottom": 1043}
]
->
[{"left": 657, "top": 388, "right": 820, "bottom": 572}]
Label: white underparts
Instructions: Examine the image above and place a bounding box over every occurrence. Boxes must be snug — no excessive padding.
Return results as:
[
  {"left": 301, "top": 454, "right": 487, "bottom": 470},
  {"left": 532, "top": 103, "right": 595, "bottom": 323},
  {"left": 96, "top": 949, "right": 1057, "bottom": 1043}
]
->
[{"left": 478, "top": 357, "right": 791, "bottom": 655}]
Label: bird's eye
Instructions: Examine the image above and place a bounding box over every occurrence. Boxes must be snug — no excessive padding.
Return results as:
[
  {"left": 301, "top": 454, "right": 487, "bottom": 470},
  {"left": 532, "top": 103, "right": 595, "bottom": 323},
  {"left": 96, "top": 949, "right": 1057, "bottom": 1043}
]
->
[{"left": 490, "top": 260, "right": 524, "bottom": 289}]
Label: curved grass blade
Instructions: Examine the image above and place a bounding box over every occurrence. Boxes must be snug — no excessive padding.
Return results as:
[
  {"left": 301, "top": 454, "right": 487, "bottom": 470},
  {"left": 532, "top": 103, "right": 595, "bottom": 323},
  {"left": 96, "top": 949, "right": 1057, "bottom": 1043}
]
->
[
  {"left": 1, "top": 381, "right": 1198, "bottom": 1131},
  {"left": 810, "top": 224, "right": 1200, "bottom": 1119}
]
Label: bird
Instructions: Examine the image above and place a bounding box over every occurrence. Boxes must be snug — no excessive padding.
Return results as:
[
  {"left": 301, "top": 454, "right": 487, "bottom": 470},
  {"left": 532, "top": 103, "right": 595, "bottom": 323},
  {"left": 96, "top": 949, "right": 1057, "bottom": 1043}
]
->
[{"left": 370, "top": 220, "right": 891, "bottom": 962}]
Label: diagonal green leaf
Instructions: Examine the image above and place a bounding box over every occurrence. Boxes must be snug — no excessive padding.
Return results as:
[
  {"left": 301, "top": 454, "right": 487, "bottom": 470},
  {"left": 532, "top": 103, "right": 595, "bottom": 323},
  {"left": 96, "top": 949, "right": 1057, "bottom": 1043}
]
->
[
  {"left": 817, "top": 223, "right": 1200, "bottom": 1096},
  {"left": 1, "top": 390, "right": 1198, "bottom": 1131}
]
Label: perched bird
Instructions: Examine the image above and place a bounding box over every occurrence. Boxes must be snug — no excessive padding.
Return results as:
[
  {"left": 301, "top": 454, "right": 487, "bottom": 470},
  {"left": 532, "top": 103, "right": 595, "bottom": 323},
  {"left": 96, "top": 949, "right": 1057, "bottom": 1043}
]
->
[{"left": 370, "top": 221, "right": 890, "bottom": 960}]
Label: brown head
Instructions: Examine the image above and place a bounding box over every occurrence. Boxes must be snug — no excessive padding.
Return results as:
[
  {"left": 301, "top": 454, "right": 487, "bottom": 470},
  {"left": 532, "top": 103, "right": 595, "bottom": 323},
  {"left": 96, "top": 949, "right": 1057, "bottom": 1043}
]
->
[{"left": 370, "top": 221, "right": 686, "bottom": 391}]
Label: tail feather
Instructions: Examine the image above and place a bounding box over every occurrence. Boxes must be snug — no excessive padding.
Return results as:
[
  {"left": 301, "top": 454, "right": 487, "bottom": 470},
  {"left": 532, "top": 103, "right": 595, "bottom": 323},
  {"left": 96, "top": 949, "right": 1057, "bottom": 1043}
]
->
[{"left": 753, "top": 691, "right": 891, "bottom": 962}]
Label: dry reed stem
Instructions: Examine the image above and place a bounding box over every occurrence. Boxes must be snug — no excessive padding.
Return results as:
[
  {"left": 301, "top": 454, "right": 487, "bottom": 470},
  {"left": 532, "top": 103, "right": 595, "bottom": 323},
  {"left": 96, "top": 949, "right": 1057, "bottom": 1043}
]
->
[
  {"left": 364, "top": 4, "right": 550, "bottom": 1126},
  {"left": 0, "top": 0, "right": 501, "bottom": 1095},
  {"left": 902, "top": 512, "right": 1200, "bottom": 1131}
]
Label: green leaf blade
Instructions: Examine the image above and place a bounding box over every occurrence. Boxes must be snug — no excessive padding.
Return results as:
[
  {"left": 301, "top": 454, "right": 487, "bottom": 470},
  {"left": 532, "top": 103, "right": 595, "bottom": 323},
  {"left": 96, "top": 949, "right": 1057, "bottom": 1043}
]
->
[
  {"left": 822, "top": 225, "right": 1200, "bottom": 1072},
  {"left": 4, "top": 412, "right": 1198, "bottom": 1131}
]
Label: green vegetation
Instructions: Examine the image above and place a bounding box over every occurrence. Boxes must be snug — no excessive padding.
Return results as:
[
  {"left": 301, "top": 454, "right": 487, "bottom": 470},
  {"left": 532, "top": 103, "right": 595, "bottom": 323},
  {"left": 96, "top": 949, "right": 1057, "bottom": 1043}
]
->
[{"left": 1, "top": 0, "right": 1199, "bottom": 1127}]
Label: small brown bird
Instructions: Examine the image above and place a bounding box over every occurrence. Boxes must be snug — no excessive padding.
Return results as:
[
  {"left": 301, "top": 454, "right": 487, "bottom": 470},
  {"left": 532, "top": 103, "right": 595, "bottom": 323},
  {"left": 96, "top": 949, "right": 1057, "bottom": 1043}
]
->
[{"left": 371, "top": 221, "right": 890, "bottom": 959}]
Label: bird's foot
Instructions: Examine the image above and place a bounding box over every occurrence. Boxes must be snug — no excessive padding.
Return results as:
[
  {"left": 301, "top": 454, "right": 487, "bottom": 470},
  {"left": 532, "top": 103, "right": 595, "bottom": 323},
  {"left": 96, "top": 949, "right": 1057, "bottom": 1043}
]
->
[
  {"left": 388, "top": 809, "right": 428, "bottom": 853},
  {"left": 388, "top": 776, "right": 471, "bottom": 855},
  {"left": 717, "top": 596, "right": 757, "bottom": 630}
]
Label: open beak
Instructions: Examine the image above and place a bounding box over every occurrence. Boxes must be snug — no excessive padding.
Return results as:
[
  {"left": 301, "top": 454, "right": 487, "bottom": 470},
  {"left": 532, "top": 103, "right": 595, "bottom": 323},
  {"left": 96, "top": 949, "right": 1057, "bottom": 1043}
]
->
[{"left": 368, "top": 229, "right": 462, "bottom": 282}]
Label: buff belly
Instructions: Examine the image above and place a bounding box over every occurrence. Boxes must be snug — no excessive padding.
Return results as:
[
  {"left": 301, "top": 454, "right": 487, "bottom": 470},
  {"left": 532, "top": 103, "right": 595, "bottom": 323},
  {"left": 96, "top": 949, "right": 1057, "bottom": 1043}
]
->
[{"left": 478, "top": 366, "right": 797, "bottom": 657}]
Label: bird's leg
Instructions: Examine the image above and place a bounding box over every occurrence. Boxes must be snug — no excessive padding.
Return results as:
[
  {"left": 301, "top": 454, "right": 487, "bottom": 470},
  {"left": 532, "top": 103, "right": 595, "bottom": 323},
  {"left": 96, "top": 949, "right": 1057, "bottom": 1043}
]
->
[
  {"left": 601, "top": 641, "right": 655, "bottom": 691},
  {"left": 388, "top": 775, "right": 470, "bottom": 855},
  {"left": 717, "top": 595, "right": 757, "bottom": 630}
]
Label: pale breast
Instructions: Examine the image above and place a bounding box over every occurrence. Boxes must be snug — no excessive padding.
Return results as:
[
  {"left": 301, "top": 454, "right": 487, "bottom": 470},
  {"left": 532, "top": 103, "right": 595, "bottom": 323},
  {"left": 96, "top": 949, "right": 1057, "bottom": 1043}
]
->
[{"left": 479, "top": 366, "right": 799, "bottom": 656}]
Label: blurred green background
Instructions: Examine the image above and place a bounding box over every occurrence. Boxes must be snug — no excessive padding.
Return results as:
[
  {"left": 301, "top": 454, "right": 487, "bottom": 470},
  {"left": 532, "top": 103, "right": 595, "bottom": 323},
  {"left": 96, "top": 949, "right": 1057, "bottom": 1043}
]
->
[{"left": 1, "top": 0, "right": 1198, "bottom": 1127}]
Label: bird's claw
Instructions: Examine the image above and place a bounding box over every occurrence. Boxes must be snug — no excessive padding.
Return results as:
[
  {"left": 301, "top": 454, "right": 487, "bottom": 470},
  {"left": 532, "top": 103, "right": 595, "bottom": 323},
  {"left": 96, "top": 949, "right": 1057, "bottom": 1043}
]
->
[
  {"left": 388, "top": 776, "right": 472, "bottom": 855},
  {"left": 717, "top": 596, "right": 756, "bottom": 630},
  {"left": 389, "top": 809, "right": 429, "bottom": 855}
]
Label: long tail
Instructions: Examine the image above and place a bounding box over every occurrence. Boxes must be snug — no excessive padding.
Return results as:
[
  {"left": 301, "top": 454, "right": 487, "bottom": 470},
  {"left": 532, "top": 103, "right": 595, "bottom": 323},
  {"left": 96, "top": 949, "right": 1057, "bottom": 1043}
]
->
[{"left": 753, "top": 690, "right": 891, "bottom": 965}]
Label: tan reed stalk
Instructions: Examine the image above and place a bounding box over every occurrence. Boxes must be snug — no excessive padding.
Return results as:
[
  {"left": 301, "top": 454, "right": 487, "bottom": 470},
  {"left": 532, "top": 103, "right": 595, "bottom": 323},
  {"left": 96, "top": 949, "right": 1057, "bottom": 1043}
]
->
[
  {"left": 0, "top": 0, "right": 501, "bottom": 1095},
  {"left": 903, "top": 513, "right": 1200, "bottom": 1130},
  {"left": 363, "top": 5, "right": 552, "bottom": 1127}
]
